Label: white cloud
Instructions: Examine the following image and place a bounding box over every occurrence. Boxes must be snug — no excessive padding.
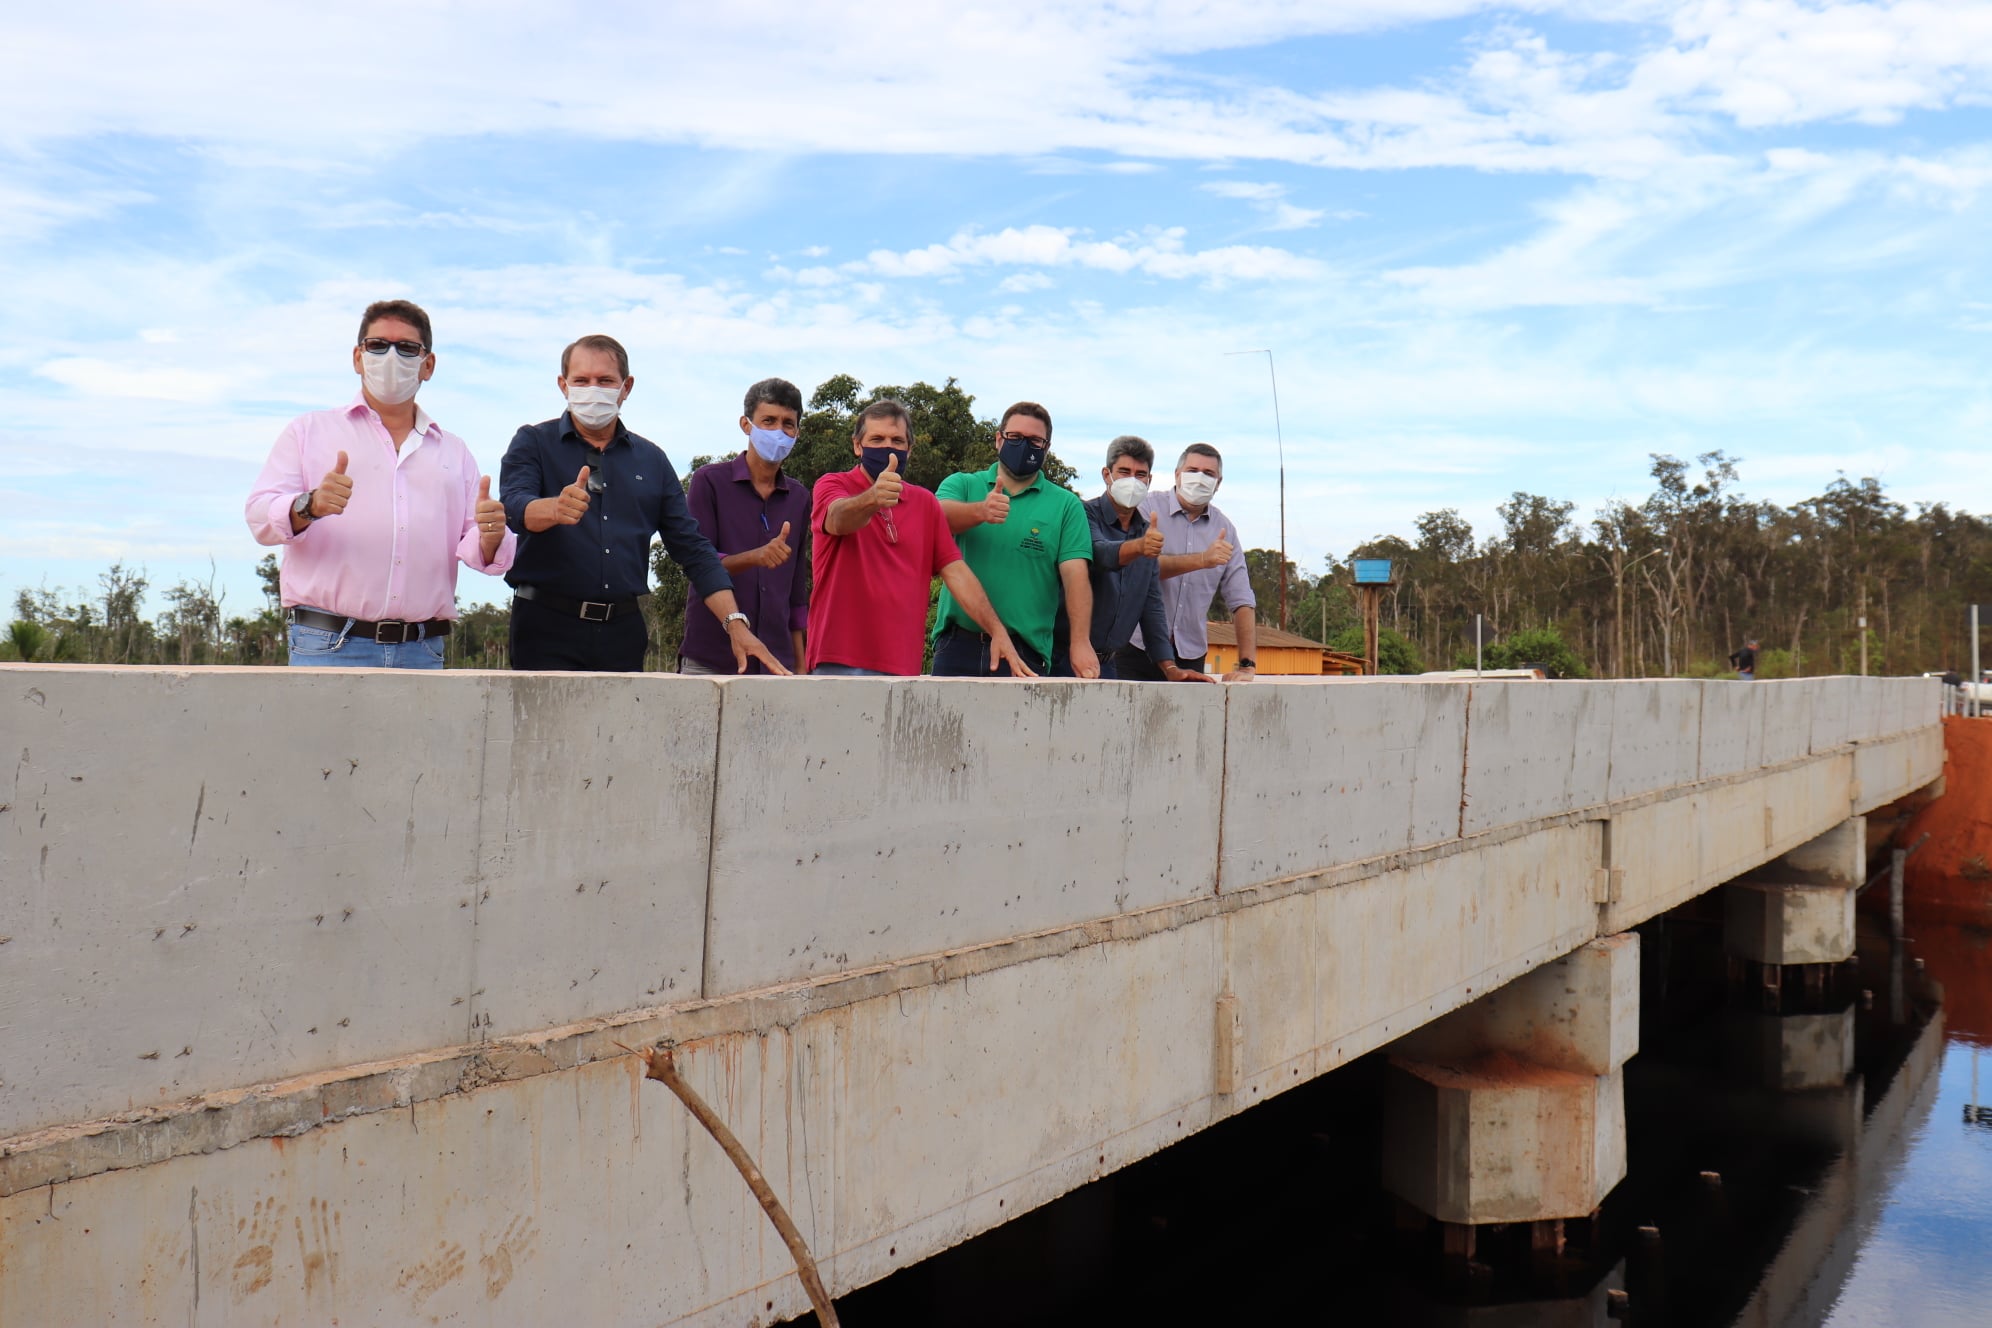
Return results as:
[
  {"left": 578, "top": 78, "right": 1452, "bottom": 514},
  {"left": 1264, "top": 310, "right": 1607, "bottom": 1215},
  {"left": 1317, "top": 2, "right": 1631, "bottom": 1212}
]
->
[
  {"left": 856, "top": 224, "right": 1324, "bottom": 287},
  {"left": 2, "top": 2, "right": 1986, "bottom": 186},
  {"left": 35, "top": 357, "right": 232, "bottom": 403},
  {"left": 1201, "top": 180, "right": 1328, "bottom": 229},
  {"left": 998, "top": 271, "right": 1056, "bottom": 293}
]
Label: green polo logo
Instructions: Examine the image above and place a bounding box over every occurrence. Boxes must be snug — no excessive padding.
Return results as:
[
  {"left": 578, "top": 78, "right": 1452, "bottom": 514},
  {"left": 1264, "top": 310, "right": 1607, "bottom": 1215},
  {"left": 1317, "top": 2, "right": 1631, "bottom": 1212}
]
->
[{"left": 1020, "top": 526, "right": 1048, "bottom": 554}]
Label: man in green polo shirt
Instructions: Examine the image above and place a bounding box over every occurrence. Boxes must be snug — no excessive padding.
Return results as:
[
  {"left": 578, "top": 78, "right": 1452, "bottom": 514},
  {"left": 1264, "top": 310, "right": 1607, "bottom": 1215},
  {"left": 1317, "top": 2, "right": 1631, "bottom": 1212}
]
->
[{"left": 932, "top": 401, "right": 1100, "bottom": 678}]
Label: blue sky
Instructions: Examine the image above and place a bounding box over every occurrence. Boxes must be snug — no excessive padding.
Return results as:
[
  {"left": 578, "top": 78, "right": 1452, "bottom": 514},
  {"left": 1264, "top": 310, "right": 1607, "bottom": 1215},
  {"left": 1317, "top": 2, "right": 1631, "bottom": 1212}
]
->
[{"left": 4, "top": 1, "right": 1991, "bottom": 619}]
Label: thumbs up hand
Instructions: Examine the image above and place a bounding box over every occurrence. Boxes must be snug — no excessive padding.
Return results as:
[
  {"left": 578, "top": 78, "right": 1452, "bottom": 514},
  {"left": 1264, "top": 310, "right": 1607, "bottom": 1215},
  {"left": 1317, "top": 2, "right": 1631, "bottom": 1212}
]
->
[
  {"left": 1137, "top": 510, "right": 1165, "bottom": 559},
  {"left": 553, "top": 464, "right": 593, "bottom": 524},
  {"left": 474, "top": 475, "right": 506, "bottom": 536},
  {"left": 755, "top": 520, "right": 794, "bottom": 569},
  {"left": 980, "top": 480, "right": 1010, "bottom": 526},
  {"left": 870, "top": 451, "right": 904, "bottom": 510},
  {"left": 1202, "top": 527, "right": 1235, "bottom": 570},
  {"left": 312, "top": 450, "right": 354, "bottom": 517}
]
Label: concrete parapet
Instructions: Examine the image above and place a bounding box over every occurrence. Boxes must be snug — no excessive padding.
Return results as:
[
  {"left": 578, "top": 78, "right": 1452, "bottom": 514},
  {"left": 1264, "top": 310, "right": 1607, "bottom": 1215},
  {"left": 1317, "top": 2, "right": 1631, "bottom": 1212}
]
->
[
  {"left": 1724, "top": 881, "right": 1857, "bottom": 966},
  {"left": 1606, "top": 682, "right": 1704, "bottom": 803},
  {"left": 1759, "top": 680, "right": 1816, "bottom": 766},
  {"left": 702, "top": 677, "right": 1225, "bottom": 995},
  {"left": 1698, "top": 679, "right": 1769, "bottom": 780},
  {"left": 1218, "top": 681, "right": 1466, "bottom": 888},
  {"left": 1459, "top": 683, "right": 1611, "bottom": 834},
  {"left": 1383, "top": 1056, "right": 1627, "bottom": 1226}
]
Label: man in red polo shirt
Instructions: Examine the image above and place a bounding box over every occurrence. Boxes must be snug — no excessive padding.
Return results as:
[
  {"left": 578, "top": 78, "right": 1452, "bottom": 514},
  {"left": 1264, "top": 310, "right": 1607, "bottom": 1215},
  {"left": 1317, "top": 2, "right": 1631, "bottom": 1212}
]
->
[{"left": 808, "top": 399, "right": 1032, "bottom": 677}]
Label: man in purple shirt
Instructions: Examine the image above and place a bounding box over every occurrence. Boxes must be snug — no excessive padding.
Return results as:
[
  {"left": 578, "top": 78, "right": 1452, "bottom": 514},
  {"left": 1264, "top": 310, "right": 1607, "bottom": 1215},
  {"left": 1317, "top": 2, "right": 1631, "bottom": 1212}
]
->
[{"left": 679, "top": 378, "right": 811, "bottom": 674}]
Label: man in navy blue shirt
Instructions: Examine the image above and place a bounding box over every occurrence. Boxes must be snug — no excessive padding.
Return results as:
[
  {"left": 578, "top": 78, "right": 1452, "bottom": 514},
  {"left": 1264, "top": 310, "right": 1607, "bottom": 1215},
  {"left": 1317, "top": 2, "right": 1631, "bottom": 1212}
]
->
[
  {"left": 499, "top": 334, "right": 789, "bottom": 674},
  {"left": 1085, "top": 435, "right": 1214, "bottom": 683}
]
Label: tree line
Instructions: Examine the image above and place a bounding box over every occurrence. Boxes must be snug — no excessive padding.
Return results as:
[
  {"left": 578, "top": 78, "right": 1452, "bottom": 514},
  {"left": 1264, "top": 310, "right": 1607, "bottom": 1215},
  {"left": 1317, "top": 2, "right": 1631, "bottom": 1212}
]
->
[{"left": 6, "top": 377, "right": 1984, "bottom": 679}]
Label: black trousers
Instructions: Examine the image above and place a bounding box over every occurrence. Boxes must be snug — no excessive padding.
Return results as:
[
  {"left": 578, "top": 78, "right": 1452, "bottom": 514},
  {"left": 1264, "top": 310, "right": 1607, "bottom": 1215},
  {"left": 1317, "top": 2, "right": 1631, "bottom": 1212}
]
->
[
  {"left": 508, "top": 593, "right": 648, "bottom": 672},
  {"left": 1107, "top": 647, "right": 1167, "bottom": 681}
]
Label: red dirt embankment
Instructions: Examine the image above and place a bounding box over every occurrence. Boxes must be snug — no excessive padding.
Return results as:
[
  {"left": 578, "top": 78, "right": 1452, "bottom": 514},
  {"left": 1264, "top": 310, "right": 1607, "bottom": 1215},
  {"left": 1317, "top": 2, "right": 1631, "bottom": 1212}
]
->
[{"left": 1901, "top": 716, "right": 1992, "bottom": 920}]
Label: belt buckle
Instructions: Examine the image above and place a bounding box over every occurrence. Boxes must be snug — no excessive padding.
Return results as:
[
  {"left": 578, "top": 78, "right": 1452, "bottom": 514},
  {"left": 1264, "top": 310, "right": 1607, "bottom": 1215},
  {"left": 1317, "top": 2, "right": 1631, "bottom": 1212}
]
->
[
  {"left": 373, "top": 620, "right": 412, "bottom": 644},
  {"left": 579, "top": 601, "right": 612, "bottom": 622}
]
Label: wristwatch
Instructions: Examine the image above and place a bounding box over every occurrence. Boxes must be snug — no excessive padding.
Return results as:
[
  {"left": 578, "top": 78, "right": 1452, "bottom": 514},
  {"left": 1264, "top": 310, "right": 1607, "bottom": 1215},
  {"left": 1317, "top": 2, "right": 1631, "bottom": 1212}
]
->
[
  {"left": 723, "top": 612, "right": 750, "bottom": 630},
  {"left": 293, "top": 491, "right": 317, "bottom": 522},
  {"left": 1235, "top": 657, "right": 1257, "bottom": 670}
]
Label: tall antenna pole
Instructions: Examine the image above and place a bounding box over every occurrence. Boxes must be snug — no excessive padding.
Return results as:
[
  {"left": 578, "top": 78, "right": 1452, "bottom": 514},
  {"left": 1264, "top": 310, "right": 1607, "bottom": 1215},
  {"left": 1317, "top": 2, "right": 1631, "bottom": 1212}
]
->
[{"left": 1226, "top": 349, "right": 1287, "bottom": 629}]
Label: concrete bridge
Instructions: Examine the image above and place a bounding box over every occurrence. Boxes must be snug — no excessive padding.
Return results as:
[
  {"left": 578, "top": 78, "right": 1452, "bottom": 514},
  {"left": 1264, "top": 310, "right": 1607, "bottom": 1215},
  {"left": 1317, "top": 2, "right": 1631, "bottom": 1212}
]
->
[{"left": 0, "top": 668, "right": 1942, "bottom": 1324}]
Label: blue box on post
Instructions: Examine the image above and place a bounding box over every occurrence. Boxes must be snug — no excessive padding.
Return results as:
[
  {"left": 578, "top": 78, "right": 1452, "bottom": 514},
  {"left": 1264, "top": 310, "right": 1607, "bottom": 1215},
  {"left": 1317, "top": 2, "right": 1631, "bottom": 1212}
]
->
[{"left": 1353, "top": 558, "right": 1394, "bottom": 585}]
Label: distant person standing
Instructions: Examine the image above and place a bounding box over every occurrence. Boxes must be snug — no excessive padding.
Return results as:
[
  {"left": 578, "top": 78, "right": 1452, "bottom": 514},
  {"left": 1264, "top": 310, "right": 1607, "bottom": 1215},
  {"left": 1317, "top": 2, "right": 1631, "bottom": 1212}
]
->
[
  {"left": 678, "top": 378, "right": 811, "bottom": 675},
  {"left": 1137, "top": 443, "right": 1258, "bottom": 681},
  {"left": 1729, "top": 639, "right": 1759, "bottom": 680},
  {"left": 246, "top": 299, "right": 514, "bottom": 668},
  {"left": 498, "top": 334, "right": 788, "bottom": 674}
]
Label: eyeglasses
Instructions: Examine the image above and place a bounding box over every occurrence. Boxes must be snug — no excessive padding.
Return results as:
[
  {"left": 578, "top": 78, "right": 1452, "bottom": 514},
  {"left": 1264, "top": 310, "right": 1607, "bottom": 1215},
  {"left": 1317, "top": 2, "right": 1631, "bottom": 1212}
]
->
[
  {"left": 997, "top": 432, "right": 1048, "bottom": 450},
  {"left": 359, "top": 338, "right": 428, "bottom": 358}
]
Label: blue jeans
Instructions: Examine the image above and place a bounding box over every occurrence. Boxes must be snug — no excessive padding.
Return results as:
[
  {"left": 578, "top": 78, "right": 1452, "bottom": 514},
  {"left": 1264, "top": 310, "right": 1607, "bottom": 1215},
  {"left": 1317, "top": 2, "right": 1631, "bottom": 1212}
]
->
[
  {"left": 287, "top": 614, "right": 447, "bottom": 670},
  {"left": 811, "top": 662, "right": 891, "bottom": 677}
]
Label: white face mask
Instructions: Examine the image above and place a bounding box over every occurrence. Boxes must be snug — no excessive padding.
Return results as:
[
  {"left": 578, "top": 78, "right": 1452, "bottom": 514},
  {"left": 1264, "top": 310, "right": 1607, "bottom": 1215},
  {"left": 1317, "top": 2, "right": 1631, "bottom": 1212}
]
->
[
  {"left": 1109, "top": 476, "right": 1149, "bottom": 509},
  {"left": 1178, "top": 470, "right": 1218, "bottom": 505},
  {"left": 361, "top": 348, "right": 424, "bottom": 405},
  {"left": 567, "top": 385, "right": 622, "bottom": 429}
]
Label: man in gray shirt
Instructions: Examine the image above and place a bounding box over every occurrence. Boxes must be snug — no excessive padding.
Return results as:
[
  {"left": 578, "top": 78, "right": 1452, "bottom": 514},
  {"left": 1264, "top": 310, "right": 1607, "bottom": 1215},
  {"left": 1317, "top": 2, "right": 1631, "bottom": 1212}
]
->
[{"left": 1133, "top": 442, "right": 1258, "bottom": 680}]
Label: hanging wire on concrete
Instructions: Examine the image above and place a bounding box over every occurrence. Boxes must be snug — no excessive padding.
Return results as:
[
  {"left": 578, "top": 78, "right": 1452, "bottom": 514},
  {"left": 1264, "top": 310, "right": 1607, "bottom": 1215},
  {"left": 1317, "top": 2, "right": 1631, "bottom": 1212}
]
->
[{"left": 627, "top": 1041, "right": 842, "bottom": 1327}]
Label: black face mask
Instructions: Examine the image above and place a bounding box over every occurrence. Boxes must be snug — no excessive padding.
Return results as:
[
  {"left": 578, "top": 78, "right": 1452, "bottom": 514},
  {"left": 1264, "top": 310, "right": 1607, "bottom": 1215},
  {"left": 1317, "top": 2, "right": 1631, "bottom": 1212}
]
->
[
  {"left": 860, "top": 446, "right": 904, "bottom": 479},
  {"left": 998, "top": 436, "right": 1047, "bottom": 477}
]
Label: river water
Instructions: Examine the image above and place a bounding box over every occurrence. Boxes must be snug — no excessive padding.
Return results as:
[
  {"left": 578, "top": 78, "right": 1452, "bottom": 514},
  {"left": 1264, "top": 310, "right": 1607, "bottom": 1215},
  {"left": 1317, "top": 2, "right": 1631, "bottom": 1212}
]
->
[{"left": 829, "top": 907, "right": 1992, "bottom": 1327}]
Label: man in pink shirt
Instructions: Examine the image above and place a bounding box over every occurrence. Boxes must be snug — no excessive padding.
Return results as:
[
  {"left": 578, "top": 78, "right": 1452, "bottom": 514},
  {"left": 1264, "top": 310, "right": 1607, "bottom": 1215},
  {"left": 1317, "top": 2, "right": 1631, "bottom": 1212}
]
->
[
  {"left": 245, "top": 300, "right": 514, "bottom": 668},
  {"left": 807, "top": 399, "right": 1029, "bottom": 677}
]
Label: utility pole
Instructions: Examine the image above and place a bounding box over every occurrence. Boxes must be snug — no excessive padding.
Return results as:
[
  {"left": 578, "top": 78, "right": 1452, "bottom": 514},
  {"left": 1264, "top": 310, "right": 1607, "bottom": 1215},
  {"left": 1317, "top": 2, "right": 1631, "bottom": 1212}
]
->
[
  {"left": 1859, "top": 583, "right": 1868, "bottom": 677},
  {"left": 1227, "top": 349, "right": 1286, "bottom": 628}
]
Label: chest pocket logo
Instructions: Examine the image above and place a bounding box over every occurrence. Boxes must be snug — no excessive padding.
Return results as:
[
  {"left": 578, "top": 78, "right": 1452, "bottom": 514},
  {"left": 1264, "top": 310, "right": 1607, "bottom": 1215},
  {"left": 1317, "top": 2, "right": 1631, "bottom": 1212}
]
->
[{"left": 1018, "top": 526, "right": 1049, "bottom": 555}]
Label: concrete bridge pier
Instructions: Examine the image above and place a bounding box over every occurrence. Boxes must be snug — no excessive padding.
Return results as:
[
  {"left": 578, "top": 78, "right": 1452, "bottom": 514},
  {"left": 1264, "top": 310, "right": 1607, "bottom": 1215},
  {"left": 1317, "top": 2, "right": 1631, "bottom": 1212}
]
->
[
  {"left": 1380, "top": 934, "right": 1640, "bottom": 1265},
  {"left": 1725, "top": 817, "right": 1864, "bottom": 1010}
]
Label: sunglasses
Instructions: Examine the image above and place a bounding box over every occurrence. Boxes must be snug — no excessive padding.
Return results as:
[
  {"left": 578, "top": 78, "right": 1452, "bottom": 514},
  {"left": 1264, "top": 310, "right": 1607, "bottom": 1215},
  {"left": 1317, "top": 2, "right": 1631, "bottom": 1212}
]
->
[
  {"left": 359, "top": 338, "right": 428, "bottom": 358},
  {"left": 998, "top": 431, "right": 1048, "bottom": 450}
]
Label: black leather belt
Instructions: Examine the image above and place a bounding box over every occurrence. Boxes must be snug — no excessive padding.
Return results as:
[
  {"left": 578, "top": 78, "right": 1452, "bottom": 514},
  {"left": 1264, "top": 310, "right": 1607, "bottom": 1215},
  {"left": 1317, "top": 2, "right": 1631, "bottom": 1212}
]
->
[
  {"left": 512, "top": 585, "right": 645, "bottom": 622},
  {"left": 290, "top": 608, "right": 452, "bottom": 643}
]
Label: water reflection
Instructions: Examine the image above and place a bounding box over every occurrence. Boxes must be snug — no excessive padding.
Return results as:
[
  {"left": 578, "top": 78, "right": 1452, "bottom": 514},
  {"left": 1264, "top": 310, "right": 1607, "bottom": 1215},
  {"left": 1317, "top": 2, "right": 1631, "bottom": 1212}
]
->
[{"left": 828, "top": 914, "right": 1992, "bottom": 1327}]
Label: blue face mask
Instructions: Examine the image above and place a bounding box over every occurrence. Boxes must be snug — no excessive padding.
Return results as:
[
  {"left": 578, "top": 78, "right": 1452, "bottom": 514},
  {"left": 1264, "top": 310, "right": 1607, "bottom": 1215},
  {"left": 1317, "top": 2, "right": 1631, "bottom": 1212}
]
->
[
  {"left": 860, "top": 446, "right": 904, "bottom": 479},
  {"left": 999, "top": 435, "right": 1047, "bottom": 477},
  {"left": 748, "top": 425, "right": 795, "bottom": 464}
]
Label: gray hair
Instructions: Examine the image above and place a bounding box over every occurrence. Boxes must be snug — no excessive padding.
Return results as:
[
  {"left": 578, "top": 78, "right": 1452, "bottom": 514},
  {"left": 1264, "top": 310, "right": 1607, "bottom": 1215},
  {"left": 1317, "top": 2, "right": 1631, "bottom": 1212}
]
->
[
  {"left": 1105, "top": 435, "right": 1153, "bottom": 470},
  {"left": 1178, "top": 442, "right": 1222, "bottom": 472}
]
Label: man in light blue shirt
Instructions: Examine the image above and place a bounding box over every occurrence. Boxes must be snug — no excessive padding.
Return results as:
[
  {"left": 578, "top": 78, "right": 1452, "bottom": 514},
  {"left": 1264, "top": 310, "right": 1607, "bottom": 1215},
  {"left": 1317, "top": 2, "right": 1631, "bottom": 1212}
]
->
[{"left": 1134, "top": 443, "right": 1258, "bottom": 681}]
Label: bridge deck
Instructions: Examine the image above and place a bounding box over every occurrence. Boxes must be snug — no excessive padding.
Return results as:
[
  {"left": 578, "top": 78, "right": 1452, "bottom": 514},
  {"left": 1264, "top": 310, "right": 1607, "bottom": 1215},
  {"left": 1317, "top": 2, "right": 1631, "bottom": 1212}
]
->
[{"left": 0, "top": 669, "right": 1942, "bottom": 1325}]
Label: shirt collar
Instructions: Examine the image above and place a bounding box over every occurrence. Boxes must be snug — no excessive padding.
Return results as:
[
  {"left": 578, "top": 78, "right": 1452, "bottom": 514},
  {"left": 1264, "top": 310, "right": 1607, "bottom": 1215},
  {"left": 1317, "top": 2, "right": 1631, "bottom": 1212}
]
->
[
  {"left": 728, "top": 450, "right": 792, "bottom": 492},
  {"left": 344, "top": 391, "right": 437, "bottom": 439},
  {"left": 983, "top": 460, "right": 1042, "bottom": 494},
  {"left": 560, "top": 412, "right": 630, "bottom": 450}
]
